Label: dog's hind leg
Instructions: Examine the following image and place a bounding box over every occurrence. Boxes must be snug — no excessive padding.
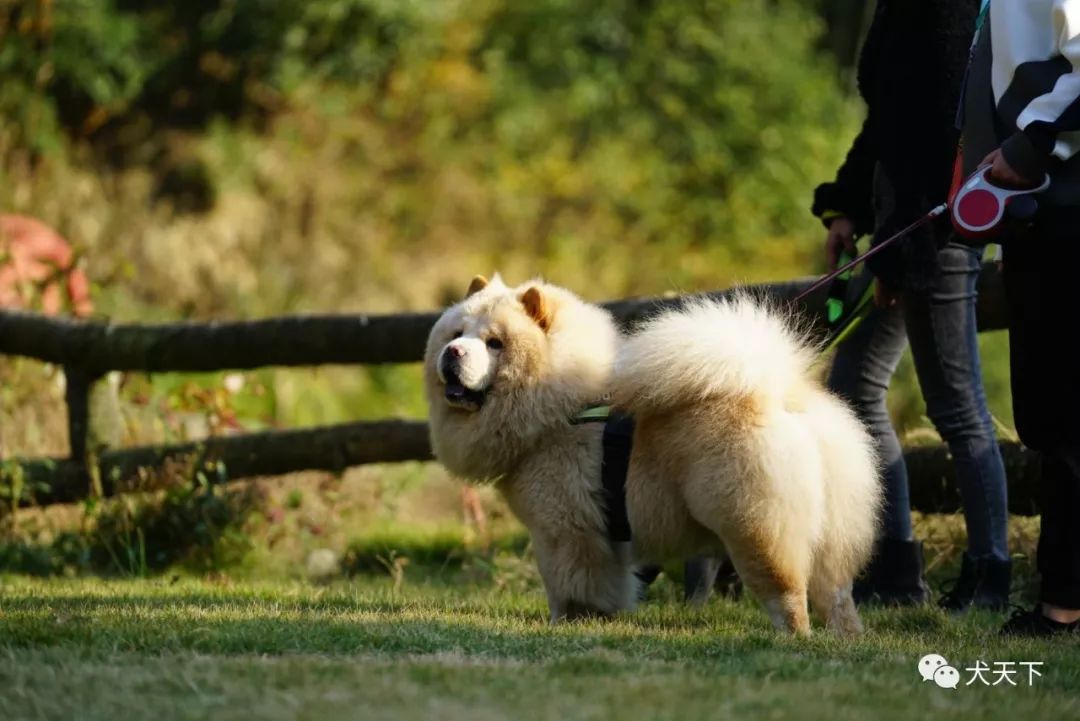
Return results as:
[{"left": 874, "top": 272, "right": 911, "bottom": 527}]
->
[
  {"left": 761, "top": 587, "right": 811, "bottom": 636},
  {"left": 683, "top": 497, "right": 812, "bottom": 633},
  {"left": 808, "top": 566, "right": 863, "bottom": 636},
  {"left": 721, "top": 540, "right": 811, "bottom": 635}
]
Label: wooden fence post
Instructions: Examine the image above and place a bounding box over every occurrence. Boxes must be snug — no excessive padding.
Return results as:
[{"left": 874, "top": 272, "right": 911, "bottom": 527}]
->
[
  {"left": 63, "top": 366, "right": 94, "bottom": 461},
  {"left": 62, "top": 365, "right": 100, "bottom": 496}
]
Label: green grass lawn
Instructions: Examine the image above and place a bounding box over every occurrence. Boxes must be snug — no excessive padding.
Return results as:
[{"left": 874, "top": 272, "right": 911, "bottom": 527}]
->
[{"left": 1, "top": 577, "right": 1077, "bottom": 721}]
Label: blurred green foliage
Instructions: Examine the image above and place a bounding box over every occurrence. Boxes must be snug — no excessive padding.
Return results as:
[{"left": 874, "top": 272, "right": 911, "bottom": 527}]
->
[
  {"left": 0, "top": 0, "right": 1011, "bottom": 451},
  {"left": 4, "top": 0, "right": 856, "bottom": 263}
]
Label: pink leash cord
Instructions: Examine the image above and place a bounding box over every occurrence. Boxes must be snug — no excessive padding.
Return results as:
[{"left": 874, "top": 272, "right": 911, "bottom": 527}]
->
[{"left": 793, "top": 204, "right": 949, "bottom": 303}]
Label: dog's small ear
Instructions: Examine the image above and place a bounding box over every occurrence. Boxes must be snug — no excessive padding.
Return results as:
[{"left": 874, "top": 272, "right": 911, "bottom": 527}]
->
[
  {"left": 519, "top": 286, "right": 551, "bottom": 331},
  {"left": 465, "top": 275, "right": 489, "bottom": 298}
]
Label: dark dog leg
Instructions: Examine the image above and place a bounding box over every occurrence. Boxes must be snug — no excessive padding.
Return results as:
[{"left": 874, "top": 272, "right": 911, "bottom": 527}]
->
[
  {"left": 684, "top": 556, "right": 744, "bottom": 604},
  {"left": 684, "top": 556, "right": 721, "bottom": 606}
]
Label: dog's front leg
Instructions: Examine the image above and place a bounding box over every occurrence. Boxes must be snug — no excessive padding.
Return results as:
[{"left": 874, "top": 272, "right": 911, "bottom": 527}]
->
[{"left": 545, "top": 588, "right": 567, "bottom": 624}]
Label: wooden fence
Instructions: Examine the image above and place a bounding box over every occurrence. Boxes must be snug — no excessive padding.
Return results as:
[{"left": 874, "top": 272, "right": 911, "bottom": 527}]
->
[{"left": 0, "top": 265, "right": 1041, "bottom": 514}]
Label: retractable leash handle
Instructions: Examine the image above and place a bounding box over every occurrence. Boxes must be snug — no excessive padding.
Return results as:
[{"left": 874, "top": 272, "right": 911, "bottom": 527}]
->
[{"left": 950, "top": 165, "right": 1051, "bottom": 241}]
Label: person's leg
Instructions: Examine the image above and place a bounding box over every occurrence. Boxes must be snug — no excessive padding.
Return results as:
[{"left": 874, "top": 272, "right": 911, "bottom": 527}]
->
[
  {"left": 905, "top": 243, "right": 1009, "bottom": 561},
  {"left": 827, "top": 292, "right": 929, "bottom": 604},
  {"left": 1000, "top": 207, "right": 1080, "bottom": 635},
  {"left": 828, "top": 296, "right": 910, "bottom": 539},
  {"left": 902, "top": 243, "right": 1010, "bottom": 610},
  {"left": 1037, "top": 444, "right": 1080, "bottom": 618}
]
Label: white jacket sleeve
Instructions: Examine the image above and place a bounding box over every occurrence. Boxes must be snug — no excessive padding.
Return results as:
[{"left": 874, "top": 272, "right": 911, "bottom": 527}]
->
[{"left": 1002, "top": 0, "right": 1080, "bottom": 175}]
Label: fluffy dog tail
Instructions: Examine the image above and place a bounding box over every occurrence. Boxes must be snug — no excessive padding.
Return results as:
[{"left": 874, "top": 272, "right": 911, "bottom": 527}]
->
[{"left": 611, "top": 294, "right": 819, "bottom": 417}]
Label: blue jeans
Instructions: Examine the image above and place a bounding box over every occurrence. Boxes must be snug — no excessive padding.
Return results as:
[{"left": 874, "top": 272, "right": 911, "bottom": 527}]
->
[{"left": 827, "top": 243, "right": 1009, "bottom": 562}]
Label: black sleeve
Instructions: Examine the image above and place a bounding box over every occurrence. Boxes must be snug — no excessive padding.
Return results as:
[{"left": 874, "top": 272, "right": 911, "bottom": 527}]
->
[
  {"left": 811, "top": 116, "right": 877, "bottom": 236},
  {"left": 882, "top": 0, "right": 971, "bottom": 221},
  {"left": 866, "top": 0, "right": 976, "bottom": 291}
]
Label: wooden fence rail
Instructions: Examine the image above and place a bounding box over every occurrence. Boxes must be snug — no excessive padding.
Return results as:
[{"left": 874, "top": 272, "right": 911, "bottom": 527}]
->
[
  {"left": 0, "top": 268, "right": 1010, "bottom": 373},
  {"left": 10, "top": 424, "right": 1043, "bottom": 515},
  {"left": 12, "top": 420, "right": 432, "bottom": 506},
  {"left": 1, "top": 265, "right": 1023, "bottom": 512}
]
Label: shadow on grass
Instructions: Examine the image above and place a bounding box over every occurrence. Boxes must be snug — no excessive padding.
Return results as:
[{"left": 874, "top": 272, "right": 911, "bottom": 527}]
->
[
  {"left": 0, "top": 480, "right": 263, "bottom": 577},
  {"left": 343, "top": 527, "right": 531, "bottom": 575},
  {"left": 1, "top": 583, "right": 1069, "bottom": 667}
]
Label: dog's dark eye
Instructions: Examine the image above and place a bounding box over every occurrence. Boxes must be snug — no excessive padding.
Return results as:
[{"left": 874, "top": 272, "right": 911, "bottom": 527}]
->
[
  {"left": 486, "top": 337, "right": 504, "bottom": 350},
  {"left": 452, "top": 330, "right": 463, "bottom": 339}
]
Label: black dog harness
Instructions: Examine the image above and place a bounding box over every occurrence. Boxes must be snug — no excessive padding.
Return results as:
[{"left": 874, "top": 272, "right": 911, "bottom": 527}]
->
[{"left": 571, "top": 405, "right": 634, "bottom": 543}]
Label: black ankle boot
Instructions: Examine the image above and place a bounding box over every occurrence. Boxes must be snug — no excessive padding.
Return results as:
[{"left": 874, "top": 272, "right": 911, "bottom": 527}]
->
[
  {"left": 853, "top": 538, "right": 932, "bottom": 607},
  {"left": 1001, "top": 605, "right": 1080, "bottom": 636},
  {"left": 938, "top": 553, "right": 1011, "bottom": 612}
]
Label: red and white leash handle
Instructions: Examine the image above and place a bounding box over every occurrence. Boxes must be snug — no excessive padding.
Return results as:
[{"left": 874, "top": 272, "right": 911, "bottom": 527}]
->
[{"left": 950, "top": 165, "right": 1051, "bottom": 240}]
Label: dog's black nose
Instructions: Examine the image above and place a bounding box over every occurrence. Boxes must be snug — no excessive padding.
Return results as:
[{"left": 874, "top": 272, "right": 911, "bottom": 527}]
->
[{"left": 440, "top": 353, "right": 460, "bottom": 381}]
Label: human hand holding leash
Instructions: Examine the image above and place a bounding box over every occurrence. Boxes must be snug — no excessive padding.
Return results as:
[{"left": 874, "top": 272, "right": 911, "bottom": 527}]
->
[
  {"left": 981, "top": 148, "right": 1042, "bottom": 190},
  {"left": 824, "top": 217, "right": 900, "bottom": 308},
  {"left": 824, "top": 216, "right": 857, "bottom": 270}
]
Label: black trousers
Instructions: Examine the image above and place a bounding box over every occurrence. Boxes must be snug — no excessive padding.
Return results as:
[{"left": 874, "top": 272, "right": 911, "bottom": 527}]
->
[{"left": 1002, "top": 206, "right": 1080, "bottom": 608}]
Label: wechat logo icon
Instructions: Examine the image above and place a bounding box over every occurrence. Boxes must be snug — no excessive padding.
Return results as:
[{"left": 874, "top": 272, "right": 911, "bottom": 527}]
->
[{"left": 918, "top": 654, "right": 959, "bottom": 689}]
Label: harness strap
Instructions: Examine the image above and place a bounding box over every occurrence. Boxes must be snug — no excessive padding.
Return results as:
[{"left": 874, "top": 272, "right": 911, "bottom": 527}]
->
[
  {"left": 600, "top": 412, "right": 634, "bottom": 544},
  {"left": 570, "top": 404, "right": 635, "bottom": 544},
  {"left": 570, "top": 404, "right": 612, "bottom": 425}
]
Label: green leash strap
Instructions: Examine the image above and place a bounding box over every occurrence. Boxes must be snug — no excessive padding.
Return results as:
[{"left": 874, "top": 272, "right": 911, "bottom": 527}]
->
[
  {"left": 825, "top": 249, "right": 857, "bottom": 325},
  {"left": 822, "top": 283, "right": 874, "bottom": 354},
  {"left": 571, "top": 404, "right": 611, "bottom": 424}
]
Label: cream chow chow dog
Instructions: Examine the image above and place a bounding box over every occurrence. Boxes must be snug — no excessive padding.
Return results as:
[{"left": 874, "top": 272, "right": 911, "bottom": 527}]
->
[{"left": 424, "top": 274, "right": 881, "bottom": 635}]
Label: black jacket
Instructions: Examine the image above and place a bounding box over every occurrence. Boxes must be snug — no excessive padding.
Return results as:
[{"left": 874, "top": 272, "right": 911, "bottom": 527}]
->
[{"left": 812, "top": 0, "right": 979, "bottom": 291}]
